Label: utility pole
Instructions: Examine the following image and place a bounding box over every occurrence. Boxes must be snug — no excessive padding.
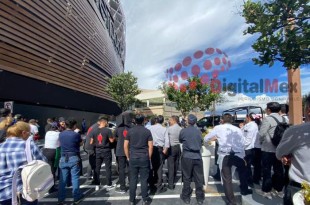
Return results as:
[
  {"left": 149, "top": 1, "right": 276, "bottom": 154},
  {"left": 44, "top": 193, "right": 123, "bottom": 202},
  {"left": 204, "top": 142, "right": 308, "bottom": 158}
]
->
[
  {"left": 287, "top": 17, "right": 303, "bottom": 125},
  {"left": 287, "top": 69, "right": 302, "bottom": 125}
]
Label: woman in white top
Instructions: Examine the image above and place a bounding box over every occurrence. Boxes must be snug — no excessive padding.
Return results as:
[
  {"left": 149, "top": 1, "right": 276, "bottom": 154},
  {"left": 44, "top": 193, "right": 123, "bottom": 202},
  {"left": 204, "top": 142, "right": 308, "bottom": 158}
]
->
[
  {"left": 242, "top": 113, "right": 261, "bottom": 187},
  {"left": 42, "top": 122, "right": 60, "bottom": 192}
]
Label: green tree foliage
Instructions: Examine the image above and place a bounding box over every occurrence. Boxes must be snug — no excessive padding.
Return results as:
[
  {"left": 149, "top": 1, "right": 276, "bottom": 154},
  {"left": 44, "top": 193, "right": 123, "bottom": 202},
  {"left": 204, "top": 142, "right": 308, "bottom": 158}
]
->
[
  {"left": 303, "top": 92, "right": 310, "bottom": 110},
  {"left": 161, "top": 76, "right": 221, "bottom": 117},
  {"left": 105, "top": 72, "right": 141, "bottom": 111},
  {"left": 242, "top": 0, "right": 309, "bottom": 69}
]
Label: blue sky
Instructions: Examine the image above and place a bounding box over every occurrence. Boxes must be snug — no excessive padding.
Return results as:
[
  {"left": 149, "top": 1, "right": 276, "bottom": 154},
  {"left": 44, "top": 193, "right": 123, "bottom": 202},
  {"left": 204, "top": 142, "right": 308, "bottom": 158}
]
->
[{"left": 120, "top": 0, "right": 309, "bottom": 111}]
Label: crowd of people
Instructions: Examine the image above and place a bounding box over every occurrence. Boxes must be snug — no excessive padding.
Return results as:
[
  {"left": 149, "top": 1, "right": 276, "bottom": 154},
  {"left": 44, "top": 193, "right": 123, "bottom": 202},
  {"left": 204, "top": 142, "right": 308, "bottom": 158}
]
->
[{"left": 0, "top": 97, "right": 309, "bottom": 205}]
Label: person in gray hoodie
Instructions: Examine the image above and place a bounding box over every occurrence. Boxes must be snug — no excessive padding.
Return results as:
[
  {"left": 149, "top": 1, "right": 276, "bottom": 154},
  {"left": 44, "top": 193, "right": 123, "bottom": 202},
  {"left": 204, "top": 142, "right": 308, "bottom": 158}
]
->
[
  {"left": 276, "top": 96, "right": 310, "bottom": 205},
  {"left": 258, "top": 102, "right": 287, "bottom": 199}
]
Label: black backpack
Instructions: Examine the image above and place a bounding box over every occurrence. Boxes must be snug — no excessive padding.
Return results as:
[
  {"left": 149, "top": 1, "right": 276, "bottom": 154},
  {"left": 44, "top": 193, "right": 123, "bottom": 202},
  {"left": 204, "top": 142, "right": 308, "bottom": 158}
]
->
[{"left": 269, "top": 115, "right": 290, "bottom": 147}]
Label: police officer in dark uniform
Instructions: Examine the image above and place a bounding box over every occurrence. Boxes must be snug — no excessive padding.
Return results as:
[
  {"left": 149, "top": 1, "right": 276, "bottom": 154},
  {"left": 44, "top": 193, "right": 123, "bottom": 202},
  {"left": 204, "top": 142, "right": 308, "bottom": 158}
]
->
[
  {"left": 124, "top": 114, "right": 153, "bottom": 205},
  {"left": 179, "top": 114, "right": 205, "bottom": 205}
]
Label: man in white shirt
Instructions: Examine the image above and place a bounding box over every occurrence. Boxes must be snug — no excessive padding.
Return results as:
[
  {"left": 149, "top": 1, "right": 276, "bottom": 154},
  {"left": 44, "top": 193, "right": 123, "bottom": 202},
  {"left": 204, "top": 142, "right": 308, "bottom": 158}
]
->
[
  {"left": 279, "top": 104, "right": 289, "bottom": 123},
  {"left": 148, "top": 115, "right": 169, "bottom": 193},
  {"left": 204, "top": 114, "right": 252, "bottom": 205},
  {"left": 242, "top": 113, "right": 260, "bottom": 187}
]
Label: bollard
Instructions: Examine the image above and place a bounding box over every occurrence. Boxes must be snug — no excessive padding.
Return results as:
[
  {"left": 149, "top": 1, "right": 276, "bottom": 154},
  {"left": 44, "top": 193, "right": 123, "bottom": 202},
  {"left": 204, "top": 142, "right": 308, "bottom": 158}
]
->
[{"left": 201, "top": 144, "right": 211, "bottom": 192}]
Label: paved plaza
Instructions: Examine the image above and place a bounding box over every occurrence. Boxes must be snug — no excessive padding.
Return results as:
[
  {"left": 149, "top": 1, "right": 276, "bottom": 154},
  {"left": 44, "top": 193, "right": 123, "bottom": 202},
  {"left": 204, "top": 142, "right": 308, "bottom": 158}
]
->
[{"left": 37, "top": 143, "right": 282, "bottom": 205}]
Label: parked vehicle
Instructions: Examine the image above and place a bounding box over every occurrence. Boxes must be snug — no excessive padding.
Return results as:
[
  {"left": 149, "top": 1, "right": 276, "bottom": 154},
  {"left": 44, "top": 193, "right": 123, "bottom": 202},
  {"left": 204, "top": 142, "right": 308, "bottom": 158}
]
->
[
  {"left": 197, "top": 115, "right": 221, "bottom": 131},
  {"left": 108, "top": 121, "right": 117, "bottom": 130},
  {"left": 222, "top": 105, "right": 264, "bottom": 127}
]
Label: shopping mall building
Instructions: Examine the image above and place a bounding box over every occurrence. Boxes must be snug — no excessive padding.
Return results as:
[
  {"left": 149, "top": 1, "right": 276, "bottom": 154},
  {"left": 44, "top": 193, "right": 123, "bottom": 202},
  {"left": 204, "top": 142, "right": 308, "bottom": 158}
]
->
[{"left": 0, "top": 0, "right": 125, "bottom": 126}]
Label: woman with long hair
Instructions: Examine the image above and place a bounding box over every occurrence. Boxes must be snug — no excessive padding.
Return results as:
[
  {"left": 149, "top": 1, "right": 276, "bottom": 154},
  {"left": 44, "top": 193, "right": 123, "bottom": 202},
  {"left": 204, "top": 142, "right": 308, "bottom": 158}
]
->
[{"left": 0, "top": 121, "right": 46, "bottom": 205}]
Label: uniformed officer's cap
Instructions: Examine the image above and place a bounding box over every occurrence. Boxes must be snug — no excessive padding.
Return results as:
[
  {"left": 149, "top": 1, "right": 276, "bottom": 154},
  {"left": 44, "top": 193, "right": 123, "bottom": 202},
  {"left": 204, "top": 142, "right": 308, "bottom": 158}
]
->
[{"left": 187, "top": 114, "right": 197, "bottom": 125}]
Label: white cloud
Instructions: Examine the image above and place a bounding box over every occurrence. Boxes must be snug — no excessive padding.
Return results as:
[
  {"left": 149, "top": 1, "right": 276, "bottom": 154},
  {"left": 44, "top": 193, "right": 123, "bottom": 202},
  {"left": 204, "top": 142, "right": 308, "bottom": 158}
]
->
[
  {"left": 207, "top": 93, "right": 288, "bottom": 115},
  {"left": 280, "top": 67, "right": 310, "bottom": 79},
  {"left": 301, "top": 67, "right": 310, "bottom": 76},
  {"left": 302, "top": 76, "right": 310, "bottom": 95},
  {"left": 279, "top": 72, "right": 287, "bottom": 78},
  {"left": 121, "top": 0, "right": 255, "bottom": 89},
  {"left": 278, "top": 67, "right": 310, "bottom": 95}
]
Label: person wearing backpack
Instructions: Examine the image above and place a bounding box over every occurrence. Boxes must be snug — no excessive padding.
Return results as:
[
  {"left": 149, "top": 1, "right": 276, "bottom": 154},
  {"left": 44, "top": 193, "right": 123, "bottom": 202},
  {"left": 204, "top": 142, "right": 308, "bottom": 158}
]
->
[
  {"left": 257, "top": 102, "right": 287, "bottom": 199},
  {"left": 0, "top": 121, "right": 46, "bottom": 205}
]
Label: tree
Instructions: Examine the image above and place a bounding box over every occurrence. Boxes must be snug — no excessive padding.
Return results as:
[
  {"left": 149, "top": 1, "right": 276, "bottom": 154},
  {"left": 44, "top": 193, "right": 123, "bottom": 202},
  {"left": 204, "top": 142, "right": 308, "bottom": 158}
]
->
[
  {"left": 161, "top": 76, "right": 221, "bottom": 117},
  {"left": 242, "top": 0, "right": 309, "bottom": 125},
  {"left": 303, "top": 92, "right": 310, "bottom": 110},
  {"left": 242, "top": 0, "right": 309, "bottom": 68},
  {"left": 105, "top": 72, "right": 141, "bottom": 111}
]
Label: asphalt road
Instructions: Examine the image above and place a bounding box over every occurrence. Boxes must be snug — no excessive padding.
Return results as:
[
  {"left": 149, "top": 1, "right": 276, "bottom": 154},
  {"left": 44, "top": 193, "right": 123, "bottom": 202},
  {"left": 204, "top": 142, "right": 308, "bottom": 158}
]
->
[{"left": 37, "top": 143, "right": 283, "bottom": 205}]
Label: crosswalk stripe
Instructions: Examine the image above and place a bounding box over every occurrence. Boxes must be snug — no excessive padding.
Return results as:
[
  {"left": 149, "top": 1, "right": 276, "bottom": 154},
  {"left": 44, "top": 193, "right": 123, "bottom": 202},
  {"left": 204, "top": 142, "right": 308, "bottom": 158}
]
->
[
  {"left": 40, "top": 192, "right": 241, "bottom": 202},
  {"left": 78, "top": 180, "right": 237, "bottom": 189}
]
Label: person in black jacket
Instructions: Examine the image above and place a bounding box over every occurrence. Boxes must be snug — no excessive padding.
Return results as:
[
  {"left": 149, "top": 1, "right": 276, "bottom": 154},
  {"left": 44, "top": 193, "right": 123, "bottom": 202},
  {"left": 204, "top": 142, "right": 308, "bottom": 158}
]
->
[
  {"left": 84, "top": 120, "right": 100, "bottom": 181},
  {"left": 114, "top": 111, "right": 134, "bottom": 193}
]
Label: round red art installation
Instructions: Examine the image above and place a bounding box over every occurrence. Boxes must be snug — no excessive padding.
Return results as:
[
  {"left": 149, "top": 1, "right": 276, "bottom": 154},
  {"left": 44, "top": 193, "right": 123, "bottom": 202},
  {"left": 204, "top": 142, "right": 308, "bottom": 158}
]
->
[
  {"left": 203, "top": 60, "right": 212, "bottom": 70},
  {"left": 191, "top": 65, "right": 200, "bottom": 76},
  {"left": 175, "top": 63, "right": 182, "bottom": 71},
  {"left": 212, "top": 70, "right": 219, "bottom": 78},
  {"left": 200, "top": 74, "right": 209, "bottom": 84},
  {"left": 194, "top": 50, "right": 203, "bottom": 59},
  {"left": 165, "top": 47, "right": 231, "bottom": 88},
  {"left": 205, "top": 48, "right": 215, "bottom": 55},
  {"left": 214, "top": 57, "right": 221, "bottom": 65},
  {"left": 182, "top": 56, "right": 192, "bottom": 67},
  {"left": 173, "top": 75, "right": 178, "bottom": 83},
  {"left": 181, "top": 71, "right": 188, "bottom": 80}
]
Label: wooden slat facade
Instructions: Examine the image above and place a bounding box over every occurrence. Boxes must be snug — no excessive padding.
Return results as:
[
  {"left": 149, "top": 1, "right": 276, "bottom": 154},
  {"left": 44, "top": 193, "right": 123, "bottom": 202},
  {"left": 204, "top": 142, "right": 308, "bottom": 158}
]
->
[{"left": 0, "top": 0, "right": 125, "bottom": 105}]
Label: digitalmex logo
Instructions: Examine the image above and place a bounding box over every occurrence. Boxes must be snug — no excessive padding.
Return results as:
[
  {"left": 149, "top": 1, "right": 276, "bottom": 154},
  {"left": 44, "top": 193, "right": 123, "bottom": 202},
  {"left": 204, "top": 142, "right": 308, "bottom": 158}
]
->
[{"left": 165, "top": 48, "right": 297, "bottom": 95}]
